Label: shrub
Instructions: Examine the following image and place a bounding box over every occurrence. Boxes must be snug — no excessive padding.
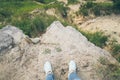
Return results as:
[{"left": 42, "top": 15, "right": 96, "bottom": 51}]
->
[
  {"left": 79, "top": 1, "right": 113, "bottom": 16},
  {"left": 92, "top": 6, "right": 101, "bottom": 16},
  {"left": 112, "top": 44, "right": 120, "bottom": 55},
  {"left": 12, "top": 18, "right": 32, "bottom": 37},
  {"left": 12, "top": 13, "right": 57, "bottom": 37},
  {"left": 0, "top": 9, "right": 12, "bottom": 18},
  {"left": 80, "top": 31, "right": 108, "bottom": 48},
  {"left": 109, "top": 40, "right": 120, "bottom": 62},
  {"left": 112, "top": 0, "right": 120, "bottom": 13},
  {"left": 44, "top": 2, "right": 69, "bottom": 18},
  {"left": 57, "top": 4, "right": 68, "bottom": 18},
  {"left": 80, "top": 8, "right": 88, "bottom": 16}
]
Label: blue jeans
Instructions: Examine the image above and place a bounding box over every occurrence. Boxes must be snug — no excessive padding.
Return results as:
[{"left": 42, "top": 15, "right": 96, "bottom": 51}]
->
[
  {"left": 68, "top": 72, "right": 81, "bottom": 80},
  {"left": 46, "top": 74, "right": 54, "bottom": 80},
  {"left": 46, "top": 72, "right": 81, "bottom": 80}
]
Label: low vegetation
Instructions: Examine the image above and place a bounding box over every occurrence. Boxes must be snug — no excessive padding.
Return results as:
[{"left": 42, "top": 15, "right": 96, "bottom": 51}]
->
[
  {"left": 97, "top": 57, "right": 120, "bottom": 80},
  {"left": 0, "top": 1, "right": 69, "bottom": 37},
  {"left": 108, "top": 39, "right": 120, "bottom": 62},
  {"left": 112, "top": 44, "right": 120, "bottom": 62},
  {"left": 44, "top": 1, "right": 69, "bottom": 18},
  {"left": 80, "top": 30, "right": 108, "bottom": 48},
  {"left": 79, "top": 1, "right": 113, "bottom": 16},
  {"left": 79, "top": 0, "right": 120, "bottom": 16},
  {"left": 12, "top": 13, "right": 57, "bottom": 37},
  {"left": 35, "top": 0, "right": 57, "bottom": 4},
  {"left": 79, "top": 29, "right": 120, "bottom": 62},
  {"left": 68, "top": 0, "right": 78, "bottom": 4}
]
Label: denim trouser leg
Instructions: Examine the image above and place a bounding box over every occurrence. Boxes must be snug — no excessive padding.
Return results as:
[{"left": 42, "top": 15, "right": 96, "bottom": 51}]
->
[
  {"left": 46, "top": 73, "right": 54, "bottom": 80},
  {"left": 68, "top": 72, "right": 81, "bottom": 80}
]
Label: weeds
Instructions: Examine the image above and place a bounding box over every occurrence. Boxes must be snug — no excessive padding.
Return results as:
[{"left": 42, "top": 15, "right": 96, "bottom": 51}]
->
[
  {"left": 44, "top": 1, "right": 69, "bottom": 18},
  {"left": 68, "top": 0, "right": 78, "bottom": 4},
  {"left": 79, "top": 1, "right": 113, "bottom": 16},
  {"left": 35, "top": 0, "right": 57, "bottom": 4},
  {"left": 55, "top": 47, "right": 62, "bottom": 52},
  {"left": 80, "top": 30, "right": 108, "bottom": 48},
  {"left": 97, "top": 57, "right": 120, "bottom": 80},
  {"left": 109, "top": 39, "right": 120, "bottom": 62},
  {"left": 42, "top": 48, "right": 51, "bottom": 54},
  {"left": 98, "top": 57, "right": 108, "bottom": 65},
  {"left": 12, "top": 13, "right": 57, "bottom": 37}
]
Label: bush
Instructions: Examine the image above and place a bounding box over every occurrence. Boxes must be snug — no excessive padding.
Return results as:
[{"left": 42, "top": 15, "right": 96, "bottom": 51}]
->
[
  {"left": 0, "top": 9, "right": 12, "bottom": 18},
  {"left": 112, "top": 44, "right": 120, "bottom": 55},
  {"left": 80, "top": 8, "right": 88, "bottom": 16},
  {"left": 57, "top": 4, "right": 68, "bottom": 18},
  {"left": 112, "top": 0, "right": 120, "bottom": 13},
  {"left": 92, "top": 6, "right": 101, "bottom": 16},
  {"left": 79, "top": 1, "right": 113, "bottom": 16},
  {"left": 109, "top": 40, "right": 120, "bottom": 62},
  {"left": 12, "top": 18, "right": 32, "bottom": 37},
  {"left": 44, "top": 2, "right": 69, "bottom": 18},
  {"left": 80, "top": 31, "right": 108, "bottom": 48},
  {"left": 12, "top": 13, "right": 57, "bottom": 37}
]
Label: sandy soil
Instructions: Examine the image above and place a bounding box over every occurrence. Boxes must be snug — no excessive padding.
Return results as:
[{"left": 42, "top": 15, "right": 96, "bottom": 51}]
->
[{"left": 79, "top": 14, "right": 120, "bottom": 43}]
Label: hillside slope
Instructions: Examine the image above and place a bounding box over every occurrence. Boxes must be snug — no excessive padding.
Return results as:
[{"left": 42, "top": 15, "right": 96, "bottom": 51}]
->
[
  {"left": 0, "top": 21, "right": 118, "bottom": 80},
  {"left": 79, "top": 15, "right": 120, "bottom": 43}
]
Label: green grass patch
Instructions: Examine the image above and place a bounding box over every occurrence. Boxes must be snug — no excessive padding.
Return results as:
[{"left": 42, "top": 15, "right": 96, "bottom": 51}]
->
[
  {"left": 11, "top": 13, "right": 57, "bottom": 37},
  {"left": 109, "top": 39, "right": 120, "bottom": 62},
  {"left": 79, "top": 1, "right": 113, "bottom": 16},
  {"left": 68, "top": 0, "right": 79, "bottom": 4},
  {"left": 80, "top": 30, "right": 108, "bottom": 48},
  {"left": 43, "top": 1, "right": 69, "bottom": 18},
  {"left": 0, "top": 1, "right": 44, "bottom": 24}
]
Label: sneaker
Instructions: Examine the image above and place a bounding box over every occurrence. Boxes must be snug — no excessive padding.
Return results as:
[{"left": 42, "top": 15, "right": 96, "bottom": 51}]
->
[
  {"left": 44, "top": 61, "right": 52, "bottom": 74},
  {"left": 69, "top": 60, "right": 76, "bottom": 73}
]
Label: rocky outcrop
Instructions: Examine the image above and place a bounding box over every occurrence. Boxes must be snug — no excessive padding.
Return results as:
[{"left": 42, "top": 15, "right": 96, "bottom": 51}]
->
[
  {"left": 0, "top": 21, "right": 118, "bottom": 80},
  {"left": 0, "top": 25, "right": 26, "bottom": 44},
  {"left": 0, "top": 33, "right": 14, "bottom": 54}
]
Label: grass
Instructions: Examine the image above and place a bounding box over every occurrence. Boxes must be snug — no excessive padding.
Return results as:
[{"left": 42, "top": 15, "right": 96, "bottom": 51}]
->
[
  {"left": 74, "top": 27, "right": 108, "bottom": 48},
  {"left": 79, "top": 1, "right": 113, "bottom": 16},
  {"left": 0, "top": 1, "right": 43, "bottom": 16},
  {"left": 0, "top": 1, "right": 69, "bottom": 37},
  {"left": 55, "top": 47, "right": 62, "bottom": 52},
  {"left": 0, "top": 1, "right": 44, "bottom": 27},
  {"left": 35, "top": 0, "right": 57, "bottom": 4},
  {"left": 12, "top": 13, "right": 57, "bottom": 37},
  {"left": 97, "top": 57, "right": 120, "bottom": 80},
  {"left": 80, "top": 30, "right": 108, "bottom": 48},
  {"left": 68, "top": 0, "right": 79, "bottom": 4},
  {"left": 42, "top": 48, "right": 51, "bottom": 54},
  {"left": 43, "top": 1, "right": 69, "bottom": 18},
  {"left": 108, "top": 39, "right": 120, "bottom": 62}
]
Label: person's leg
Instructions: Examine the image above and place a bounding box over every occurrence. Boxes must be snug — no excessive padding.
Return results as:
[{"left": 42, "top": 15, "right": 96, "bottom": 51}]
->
[
  {"left": 44, "top": 61, "right": 54, "bottom": 80},
  {"left": 68, "top": 72, "right": 81, "bottom": 80},
  {"left": 68, "top": 60, "right": 81, "bottom": 80},
  {"left": 46, "top": 73, "right": 54, "bottom": 80}
]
